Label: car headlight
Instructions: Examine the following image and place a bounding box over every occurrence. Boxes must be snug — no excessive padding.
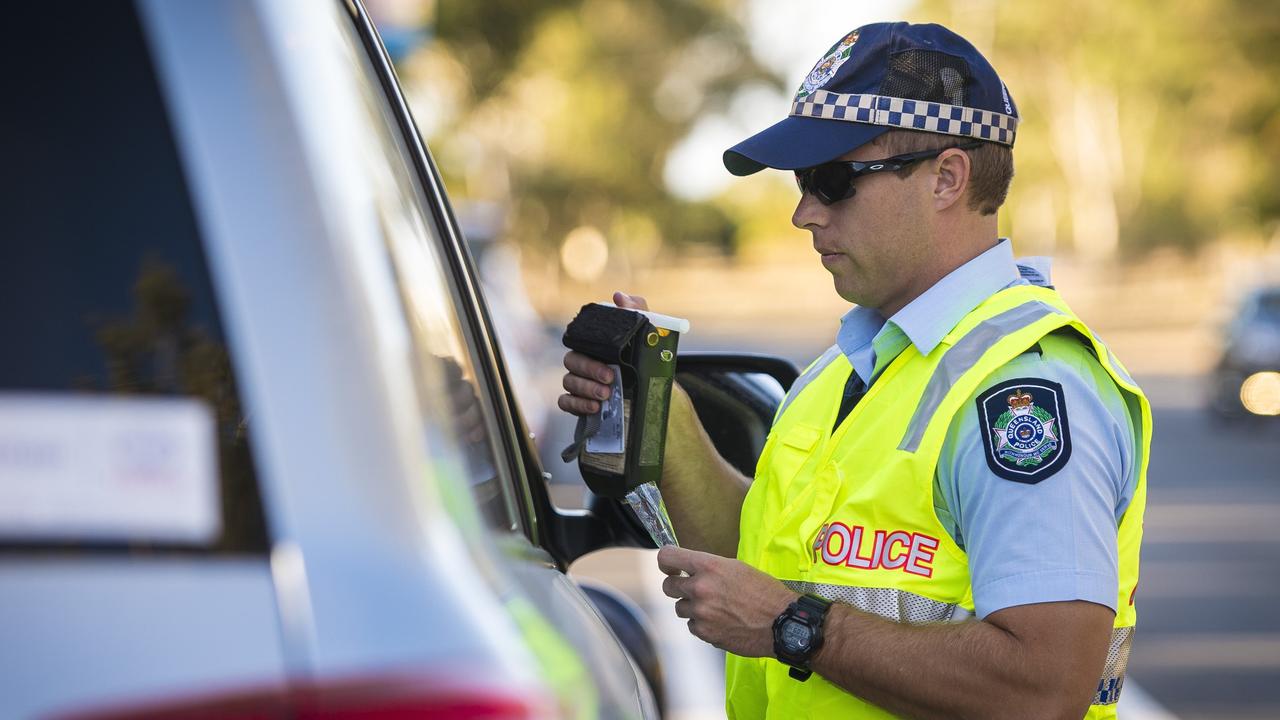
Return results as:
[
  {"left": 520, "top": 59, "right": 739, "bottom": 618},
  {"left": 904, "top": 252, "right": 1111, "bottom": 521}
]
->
[{"left": 1241, "top": 371, "right": 1280, "bottom": 416}]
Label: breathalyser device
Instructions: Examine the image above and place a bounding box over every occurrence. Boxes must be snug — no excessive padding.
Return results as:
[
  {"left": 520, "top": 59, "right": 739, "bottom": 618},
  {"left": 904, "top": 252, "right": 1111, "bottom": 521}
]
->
[{"left": 561, "top": 302, "right": 688, "bottom": 547}]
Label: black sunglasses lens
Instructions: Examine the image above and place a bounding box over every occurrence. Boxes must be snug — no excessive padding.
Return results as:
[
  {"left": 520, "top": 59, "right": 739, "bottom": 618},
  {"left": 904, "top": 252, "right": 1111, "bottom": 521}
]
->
[{"left": 810, "top": 164, "right": 854, "bottom": 204}]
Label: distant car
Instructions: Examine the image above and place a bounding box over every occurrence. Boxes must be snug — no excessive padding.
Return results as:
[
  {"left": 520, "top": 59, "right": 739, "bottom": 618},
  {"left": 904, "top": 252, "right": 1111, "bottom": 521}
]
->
[
  {"left": 1, "top": 1, "right": 690, "bottom": 717},
  {"left": 1210, "top": 286, "right": 1280, "bottom": 418}
]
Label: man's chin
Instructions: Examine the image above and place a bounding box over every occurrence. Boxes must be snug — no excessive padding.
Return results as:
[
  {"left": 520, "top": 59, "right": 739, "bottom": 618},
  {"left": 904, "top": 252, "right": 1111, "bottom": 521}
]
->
[
  {"left": 827, "top": 266, "right": 869, "bottom": 304},
  {"left": 833, "top": 281, "right": 867, "bottom": 307}
]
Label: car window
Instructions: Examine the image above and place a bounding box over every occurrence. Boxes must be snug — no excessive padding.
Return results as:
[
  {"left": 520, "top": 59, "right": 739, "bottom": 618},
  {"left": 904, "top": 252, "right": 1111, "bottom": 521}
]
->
[
  {"left": 1256, "top": 291, "right": 1280, "bottom": 325},
  {"left": 0, "top": 1, "right": 268, "bottom": 554},
  {"left": 332, "top": 10, "right": 525, "bottom": 536}
]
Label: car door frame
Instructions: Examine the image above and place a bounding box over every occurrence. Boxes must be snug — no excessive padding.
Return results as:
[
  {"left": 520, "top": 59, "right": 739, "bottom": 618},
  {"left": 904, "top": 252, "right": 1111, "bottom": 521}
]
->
[{"left": 340, "top": 0, "right": 649, "bottom": 571}]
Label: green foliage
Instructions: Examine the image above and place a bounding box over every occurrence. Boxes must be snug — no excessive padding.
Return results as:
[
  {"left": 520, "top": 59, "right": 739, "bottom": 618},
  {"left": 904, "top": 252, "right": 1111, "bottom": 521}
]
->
[
  {"left": 415, "top": 0, "right": 778, "bottom": 254},
  {"left": 915, "top": 0, "right": 1280, "bottom": 255},
  {"left": 413, "top": 1, "right": 1279, "bottom": 258}
]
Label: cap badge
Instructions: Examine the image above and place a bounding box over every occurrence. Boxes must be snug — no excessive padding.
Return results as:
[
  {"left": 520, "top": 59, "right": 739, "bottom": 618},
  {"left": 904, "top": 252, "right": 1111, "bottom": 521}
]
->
[{"left": 796, "top": 30, "right": 860, "bottom": 100}]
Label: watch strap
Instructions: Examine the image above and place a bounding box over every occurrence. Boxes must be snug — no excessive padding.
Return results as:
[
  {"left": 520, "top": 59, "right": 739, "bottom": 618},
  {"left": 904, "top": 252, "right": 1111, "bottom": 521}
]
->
[
  {"left": 789, "top": 665, "right": 814, "bottom": 681},
  {"left": 795, "top": 593, "right": 833, "bottom": 617}
]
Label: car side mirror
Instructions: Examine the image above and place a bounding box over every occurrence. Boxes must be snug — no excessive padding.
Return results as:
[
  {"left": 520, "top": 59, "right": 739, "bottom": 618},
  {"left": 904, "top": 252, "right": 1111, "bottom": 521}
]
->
[
  {"left": 577, "top": 580, "right": 666, "bottom": 713},
  {"left": 551, "top": 352, "right": 798, "bottom": 564},
  {"left": 673, "top": 352, "right": 797, "bottom": 476}
]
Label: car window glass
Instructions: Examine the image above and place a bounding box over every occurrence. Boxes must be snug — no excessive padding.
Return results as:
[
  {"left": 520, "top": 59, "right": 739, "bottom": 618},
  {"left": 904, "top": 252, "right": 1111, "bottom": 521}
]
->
[
  {"left": 0, "top": 1, "right": 268, "bottom": 554},
  {"left": 333, "top": 14, "right": 524, "bottom": 535},
  {"left": 1257, "top": 292, "right": 1280, "bottom": 325}
]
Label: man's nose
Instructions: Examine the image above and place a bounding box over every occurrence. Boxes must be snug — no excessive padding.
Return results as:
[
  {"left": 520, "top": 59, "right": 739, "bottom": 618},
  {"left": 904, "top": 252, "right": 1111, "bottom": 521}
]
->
[{"left": 792, "top": 191, "right": 826, "bottom": 230}]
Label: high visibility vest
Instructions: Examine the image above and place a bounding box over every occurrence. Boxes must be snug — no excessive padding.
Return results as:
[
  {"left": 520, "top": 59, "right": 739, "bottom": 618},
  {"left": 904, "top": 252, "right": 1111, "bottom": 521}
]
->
[{"left": 727, "top": 284, "right": 1149, "bottom": 720}]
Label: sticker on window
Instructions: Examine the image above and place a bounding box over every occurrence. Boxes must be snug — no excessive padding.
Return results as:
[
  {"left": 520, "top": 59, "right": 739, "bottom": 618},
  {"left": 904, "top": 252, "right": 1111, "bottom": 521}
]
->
[{"left": 0, "top": 394, "right": 221, "bottom": 543}]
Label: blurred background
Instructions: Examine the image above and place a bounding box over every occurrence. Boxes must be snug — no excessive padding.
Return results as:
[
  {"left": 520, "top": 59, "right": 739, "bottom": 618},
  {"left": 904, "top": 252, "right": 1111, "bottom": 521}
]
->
[{"left": 371, "top": 2, "right": 1280, "bottom": 719}]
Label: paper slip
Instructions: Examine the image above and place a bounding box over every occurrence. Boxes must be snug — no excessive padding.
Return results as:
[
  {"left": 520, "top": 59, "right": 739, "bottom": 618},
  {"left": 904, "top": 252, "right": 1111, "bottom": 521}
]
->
[{"left": 586, "top": 364, "right": 625, "bottom": 454}]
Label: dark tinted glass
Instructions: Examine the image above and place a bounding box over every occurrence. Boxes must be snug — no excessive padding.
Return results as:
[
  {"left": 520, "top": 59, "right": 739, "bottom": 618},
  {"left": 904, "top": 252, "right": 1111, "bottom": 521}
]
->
[
  {"left": 1256, "top": 291, "right": 1280, "bottom": 324},
  {"left": 813, "top": 165, "right": 857, "bottom": 201},
  {"left": 0, "top": 2, "right": 268, "bottom": 554}
]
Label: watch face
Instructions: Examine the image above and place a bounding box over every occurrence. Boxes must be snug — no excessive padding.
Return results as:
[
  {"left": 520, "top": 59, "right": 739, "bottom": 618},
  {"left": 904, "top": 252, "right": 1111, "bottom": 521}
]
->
[{"left": 781, "top": 620, "right": 811, "bottom": 652}]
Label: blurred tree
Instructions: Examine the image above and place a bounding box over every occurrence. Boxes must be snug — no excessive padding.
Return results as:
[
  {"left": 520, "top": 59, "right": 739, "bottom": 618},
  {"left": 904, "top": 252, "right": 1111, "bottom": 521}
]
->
[
  {"left": 400, "top": 0, "right": 778, "bottom": 256},
  {"left": 919, "top": 0, "right": 1280, "bottom": 258},
  {"left": 96, "top": 261, "right": 267, "bottom": 553}
]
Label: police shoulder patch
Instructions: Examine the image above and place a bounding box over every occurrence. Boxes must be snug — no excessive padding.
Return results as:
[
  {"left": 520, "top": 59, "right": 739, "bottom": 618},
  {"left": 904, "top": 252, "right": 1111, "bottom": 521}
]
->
[{"left": 975, "top": 377, "right": 1072, "bottom": 484}]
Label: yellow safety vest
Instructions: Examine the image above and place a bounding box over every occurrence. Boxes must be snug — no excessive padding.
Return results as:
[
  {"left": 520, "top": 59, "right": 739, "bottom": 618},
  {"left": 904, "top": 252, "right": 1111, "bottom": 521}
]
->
[{"left": 727, "top": 284, "right": 1150, "bottom": 720}]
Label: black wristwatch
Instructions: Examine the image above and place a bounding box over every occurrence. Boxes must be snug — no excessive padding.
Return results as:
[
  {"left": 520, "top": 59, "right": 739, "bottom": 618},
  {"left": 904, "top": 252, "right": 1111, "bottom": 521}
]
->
[{"left": 772, "top": 593, "right": 833, "bottom": 681}]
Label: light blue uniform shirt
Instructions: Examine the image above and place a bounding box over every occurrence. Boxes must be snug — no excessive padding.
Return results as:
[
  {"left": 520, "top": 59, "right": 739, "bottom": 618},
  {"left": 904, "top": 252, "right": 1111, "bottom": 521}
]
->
[{"left": 835, "top": 239, "right": 1137, "bottom": 619}]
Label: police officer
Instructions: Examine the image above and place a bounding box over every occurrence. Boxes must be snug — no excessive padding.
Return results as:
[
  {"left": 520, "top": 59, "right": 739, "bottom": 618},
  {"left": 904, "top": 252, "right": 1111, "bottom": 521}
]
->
[{"left": 559, "top": 22, "right": 1148, "bottom": 720}]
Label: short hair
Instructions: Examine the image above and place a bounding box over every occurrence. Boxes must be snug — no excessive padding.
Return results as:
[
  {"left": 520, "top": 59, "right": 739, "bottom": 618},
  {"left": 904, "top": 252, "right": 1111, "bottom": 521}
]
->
[{"left": 868, "top": 130, "right": 1013, "bottom": 215}]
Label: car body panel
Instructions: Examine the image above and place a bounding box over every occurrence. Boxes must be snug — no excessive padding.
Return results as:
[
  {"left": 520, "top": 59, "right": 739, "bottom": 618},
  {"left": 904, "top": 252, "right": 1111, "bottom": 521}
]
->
[
  {"left": 139, "top": 0, "right": 538, "bottom": 678},
  {"left": 0, "top": 560, "right": 285, "bottom": 719}
]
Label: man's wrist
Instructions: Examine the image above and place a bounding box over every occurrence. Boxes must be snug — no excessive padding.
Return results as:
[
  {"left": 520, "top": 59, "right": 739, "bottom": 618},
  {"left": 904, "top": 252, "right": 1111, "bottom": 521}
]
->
[{"left": 808, "top": 603, "right": 848, "bottom": 673}]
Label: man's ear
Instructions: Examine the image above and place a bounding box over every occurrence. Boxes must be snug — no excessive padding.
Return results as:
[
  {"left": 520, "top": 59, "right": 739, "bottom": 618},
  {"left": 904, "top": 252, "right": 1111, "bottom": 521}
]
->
[{"left": 932, "top": 148, "right": 971, "bottom": 212}]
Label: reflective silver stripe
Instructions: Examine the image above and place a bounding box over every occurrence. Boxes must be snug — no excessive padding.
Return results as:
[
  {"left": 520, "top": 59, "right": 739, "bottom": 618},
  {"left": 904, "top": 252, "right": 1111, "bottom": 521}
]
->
[
  {"left": 775, "top": 344, "right": 843, "bottom": 422},
  {"left": 782, "top": 580, "right": 958, "bottom": 624},
  {"left": 1097, "top": 337, "right": 1138, "bottom": 388},
  {"left": 898, "top": 301, "right": 1064, "bottom": 453},
  {"left": 1094, "top": 337, "right": 1148, "bottom": 456},
  {"left": 1092, "top": 627, "right": 1134, "bottom": 705}
]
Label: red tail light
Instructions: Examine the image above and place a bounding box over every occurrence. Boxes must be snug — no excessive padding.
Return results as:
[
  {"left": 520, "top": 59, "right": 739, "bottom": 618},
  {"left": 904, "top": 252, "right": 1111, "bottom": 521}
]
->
[{"left": 56, "top": 674, "right": 557, "bottom": 720}]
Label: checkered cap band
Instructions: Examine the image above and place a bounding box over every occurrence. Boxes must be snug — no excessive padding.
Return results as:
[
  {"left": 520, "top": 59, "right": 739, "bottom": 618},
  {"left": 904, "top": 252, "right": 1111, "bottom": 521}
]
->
[{"left": 790, "top": 90, "right": 1018, "bottom": 146}]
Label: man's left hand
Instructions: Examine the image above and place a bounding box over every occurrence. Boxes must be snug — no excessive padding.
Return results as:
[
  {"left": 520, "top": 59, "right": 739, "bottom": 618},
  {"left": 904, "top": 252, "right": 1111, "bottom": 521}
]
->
[{"left": 657, "top": 545, "right": 799, "bottom": 657}]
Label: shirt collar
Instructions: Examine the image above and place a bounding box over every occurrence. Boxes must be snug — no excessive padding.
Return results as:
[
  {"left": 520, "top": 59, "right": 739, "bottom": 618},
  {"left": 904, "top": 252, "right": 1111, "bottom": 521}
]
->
[
  {"left": 889, "top": 238, "right": 1022, "bottom": 356},
  {"left": 836, "top": 238, "right": 1023, "bottom": 372}
]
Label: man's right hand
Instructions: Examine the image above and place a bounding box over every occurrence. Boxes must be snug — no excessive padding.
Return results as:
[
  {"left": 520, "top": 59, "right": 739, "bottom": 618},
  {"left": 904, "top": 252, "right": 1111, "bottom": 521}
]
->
[
  {"left": 557, "top": 291, "right": 649, "bottom": 417},
  {"left": 558, "top": 292, "right": 752, "bottom": 556}
]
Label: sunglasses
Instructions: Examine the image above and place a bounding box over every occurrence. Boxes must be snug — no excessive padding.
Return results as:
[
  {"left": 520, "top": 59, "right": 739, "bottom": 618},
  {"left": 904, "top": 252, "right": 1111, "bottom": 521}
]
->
[{"left": 794, "top": 141, "right": 984, "bottom": 205}]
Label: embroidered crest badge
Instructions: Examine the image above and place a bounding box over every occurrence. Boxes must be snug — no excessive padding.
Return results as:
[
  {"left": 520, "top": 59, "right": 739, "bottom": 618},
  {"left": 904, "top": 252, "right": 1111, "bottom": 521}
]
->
[
  {"left": 795, "top": 29, "right": 860, "bottom": 100},
  {"left": 976, "top": 378, "right": 1072, "bottom": 484}
]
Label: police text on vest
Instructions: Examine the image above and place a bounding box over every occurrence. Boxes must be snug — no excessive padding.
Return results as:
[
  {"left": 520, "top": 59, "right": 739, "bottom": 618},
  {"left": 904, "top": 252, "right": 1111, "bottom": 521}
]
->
[{"left": 811, "top": 522, "right": 940, "bottom": 577}]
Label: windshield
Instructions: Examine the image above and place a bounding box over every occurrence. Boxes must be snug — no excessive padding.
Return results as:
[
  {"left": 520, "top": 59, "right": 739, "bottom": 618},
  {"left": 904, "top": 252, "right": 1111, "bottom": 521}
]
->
[{"left": 1255, "top": 290, "right": 1280, "bottom": 325}]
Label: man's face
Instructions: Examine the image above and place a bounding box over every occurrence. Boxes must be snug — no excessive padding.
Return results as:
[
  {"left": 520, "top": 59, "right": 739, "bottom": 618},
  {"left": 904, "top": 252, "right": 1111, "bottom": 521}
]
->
[{"left": 791, "top": 143, "right": 934, "bottom": 313}]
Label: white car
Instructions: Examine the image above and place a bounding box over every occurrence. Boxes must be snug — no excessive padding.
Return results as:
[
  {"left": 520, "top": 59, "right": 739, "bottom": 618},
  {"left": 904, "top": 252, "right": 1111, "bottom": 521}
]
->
[{"left": 0, "top": 1, "right": 687, "bottom": 717}]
